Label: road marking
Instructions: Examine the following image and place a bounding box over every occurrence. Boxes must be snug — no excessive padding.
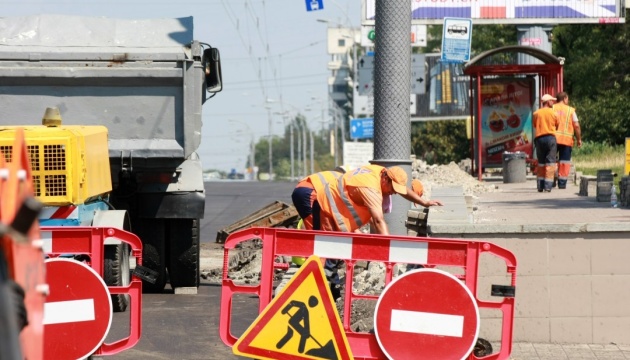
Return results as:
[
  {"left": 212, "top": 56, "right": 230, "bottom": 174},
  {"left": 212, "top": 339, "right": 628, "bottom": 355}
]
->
[
  {"left": 43, "top": 299, "right": 96, "bottom": 325},
  {"left": 390, "top": 309, "right": 464, "bottom": 337}
]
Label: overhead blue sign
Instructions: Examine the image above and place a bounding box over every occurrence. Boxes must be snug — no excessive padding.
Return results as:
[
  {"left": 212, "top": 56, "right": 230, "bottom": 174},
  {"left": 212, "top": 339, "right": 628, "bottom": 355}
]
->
[
  {"left": 441, "top": 18, "right": 472, "bottom": 63},
  {"left": 350, "top": 118, "right": 374, "bottom": 140},
  {"left": 305, "top": 0, "right": 324, "bottom": 12}
]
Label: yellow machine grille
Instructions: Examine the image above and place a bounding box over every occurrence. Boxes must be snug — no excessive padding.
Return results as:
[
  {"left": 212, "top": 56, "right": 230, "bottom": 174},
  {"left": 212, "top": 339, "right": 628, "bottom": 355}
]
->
[
  {"left": 0, "top": 143, "right": 69, "bottom": 200},
  {"left": 0, "top": 125, "right": 111, "bottom": 205},
  {"left": 43, "top": 144, "right": 67, "bottom": 197}
]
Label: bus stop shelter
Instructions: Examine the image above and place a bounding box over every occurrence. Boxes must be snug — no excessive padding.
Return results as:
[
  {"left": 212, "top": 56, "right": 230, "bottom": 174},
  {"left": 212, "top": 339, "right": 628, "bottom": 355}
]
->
[{"left": 463, "top": 46, "right": 564, "bottom": 180}]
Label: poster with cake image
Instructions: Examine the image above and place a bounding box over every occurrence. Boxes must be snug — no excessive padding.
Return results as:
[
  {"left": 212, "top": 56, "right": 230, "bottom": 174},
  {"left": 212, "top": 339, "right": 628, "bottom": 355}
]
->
[{"left": 480, "top": 79, "right": 534, "bottom": 166}]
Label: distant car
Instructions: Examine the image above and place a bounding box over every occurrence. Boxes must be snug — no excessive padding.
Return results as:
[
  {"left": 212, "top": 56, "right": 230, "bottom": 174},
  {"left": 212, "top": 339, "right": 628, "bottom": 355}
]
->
[
  {"left": 227, "top": 172, "right": 245, "bottom": 180},
  {"left": 447, "top": 25, "right": 467, "bottom": 35},
  {"left": 203, "top": 171, "right": 221, "bottom": 181}
]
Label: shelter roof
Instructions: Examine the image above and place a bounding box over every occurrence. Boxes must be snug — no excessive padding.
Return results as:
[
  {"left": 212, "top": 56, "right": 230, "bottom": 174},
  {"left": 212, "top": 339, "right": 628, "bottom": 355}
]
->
[{"left": 464, "top": 45, "right": 563, "bottom": 74}]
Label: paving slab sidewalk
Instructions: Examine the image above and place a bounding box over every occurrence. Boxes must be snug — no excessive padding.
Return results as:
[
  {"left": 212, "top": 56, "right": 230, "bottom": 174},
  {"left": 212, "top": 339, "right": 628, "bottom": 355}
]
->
[{"left": 474, "top": 178, "right": 629, "bottom": 359}]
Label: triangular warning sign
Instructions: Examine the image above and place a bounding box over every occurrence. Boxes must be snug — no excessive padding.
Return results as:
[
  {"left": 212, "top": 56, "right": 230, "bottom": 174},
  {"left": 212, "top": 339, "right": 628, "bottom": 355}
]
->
[{"left": 233, "top": 255, "right": 353, "bottom": 360}]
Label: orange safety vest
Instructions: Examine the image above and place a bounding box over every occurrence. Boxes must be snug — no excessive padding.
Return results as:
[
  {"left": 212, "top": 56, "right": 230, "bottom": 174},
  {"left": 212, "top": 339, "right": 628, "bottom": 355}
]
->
[
  {"left": 533, "top": 107, "right": 558, "bottom": 138},
  {"left": 309, "top": 165, "right": 384, "bottom": 232},
  {"left": 553, "top": 103, "right": 576, "bottom": 146}
]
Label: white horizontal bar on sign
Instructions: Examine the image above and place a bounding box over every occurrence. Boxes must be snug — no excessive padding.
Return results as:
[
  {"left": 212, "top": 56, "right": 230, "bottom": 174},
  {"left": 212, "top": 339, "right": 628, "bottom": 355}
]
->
[
  {"left": 313, "top": 235, "right": 352, "bottom": 259},
  {"left": 40, "top": 231, "right": 53, "bottom": 254},
  {"left": 389, "top": 240, "right": 428, "bottom": 264},
  {"left": 390, "top": 309, "right": 464, "bottom": 338},
  {"left": 43, "top": 299, "right": 95, "bottom": 325}
]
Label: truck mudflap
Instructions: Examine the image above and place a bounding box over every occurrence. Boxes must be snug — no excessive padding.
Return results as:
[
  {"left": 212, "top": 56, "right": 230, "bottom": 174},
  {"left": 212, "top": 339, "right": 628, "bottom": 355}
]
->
[
  {"left": 137, "top": 191, "right": 205, "bottom": 219},
  {"left": 40, "top": 226, "right": 144, "bottom": 357},
  {"left": 215, "top": 201, "right": 300, "bottom": 244}
]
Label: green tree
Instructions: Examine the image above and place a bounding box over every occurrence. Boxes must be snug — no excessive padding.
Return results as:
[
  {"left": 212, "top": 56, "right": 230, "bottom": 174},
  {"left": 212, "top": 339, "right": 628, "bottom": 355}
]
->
[
  {"left": 411, "top": 120, "right": 469, "bottom": 164},
  {"left": 553, "top": 15, "right": 630, "bottom": 146}
]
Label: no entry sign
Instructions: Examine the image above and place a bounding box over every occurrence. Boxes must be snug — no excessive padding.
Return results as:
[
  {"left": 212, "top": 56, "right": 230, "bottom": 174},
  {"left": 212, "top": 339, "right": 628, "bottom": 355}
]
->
[
  {"left": 43, "top": 258, "right": 113, "bottom": 360},
  {"left": 374, "top": 268, "right": 480, "bottom": 360}
]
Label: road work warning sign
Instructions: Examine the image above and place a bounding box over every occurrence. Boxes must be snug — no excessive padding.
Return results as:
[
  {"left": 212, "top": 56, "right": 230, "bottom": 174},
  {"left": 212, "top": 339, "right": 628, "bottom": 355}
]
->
[{"left": 233, "top": 255, "right": 353, "bottom": 360}]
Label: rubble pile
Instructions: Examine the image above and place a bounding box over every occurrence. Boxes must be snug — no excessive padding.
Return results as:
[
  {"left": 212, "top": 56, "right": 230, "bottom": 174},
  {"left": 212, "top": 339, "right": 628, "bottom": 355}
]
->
[{"left": 413, "top": 159, "right": 500, "bottom": 198}]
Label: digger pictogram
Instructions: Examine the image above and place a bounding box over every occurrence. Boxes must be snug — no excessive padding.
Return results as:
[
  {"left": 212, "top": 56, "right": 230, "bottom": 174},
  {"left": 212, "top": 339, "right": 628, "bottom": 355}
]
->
[{"left": 276, "top": 295, "right": 338, "bottom": 359}]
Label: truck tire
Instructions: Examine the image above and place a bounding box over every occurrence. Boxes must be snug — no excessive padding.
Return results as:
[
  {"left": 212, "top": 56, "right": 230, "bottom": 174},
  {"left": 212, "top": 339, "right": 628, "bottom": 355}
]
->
[
  {"left": 104, "top": 243, "right": 130, "bottom": 312},
  {"left": 135, "top": 218, "right": 167, "bottom": 293},
  {"left": 167, "top": 218, "right": 200, "bottom": 289}
]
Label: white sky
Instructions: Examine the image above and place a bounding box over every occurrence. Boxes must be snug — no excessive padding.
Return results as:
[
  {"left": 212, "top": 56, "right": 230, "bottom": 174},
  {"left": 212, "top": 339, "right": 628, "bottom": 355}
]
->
[{"left": 2, "top": 0, "right": 362, "bottom": 172}]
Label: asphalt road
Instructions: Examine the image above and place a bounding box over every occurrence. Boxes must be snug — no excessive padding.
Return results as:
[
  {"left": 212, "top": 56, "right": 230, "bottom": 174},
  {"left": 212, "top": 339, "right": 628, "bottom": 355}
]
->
[
  {"left": 105, "top": 180, "right": 297, "bottom": 359},
  {"left": 201, "top": 180, "right": 296, "bottom": 243}
]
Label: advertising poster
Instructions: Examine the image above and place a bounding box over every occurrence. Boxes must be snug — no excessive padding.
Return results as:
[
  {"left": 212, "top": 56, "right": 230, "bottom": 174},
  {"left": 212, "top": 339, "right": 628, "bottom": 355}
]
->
[
  {"left": 364, "top": 0, "right": 623, "bottom": 24},
  {"left": 480, "top": 79, "right": 534, "bottom": 166}
]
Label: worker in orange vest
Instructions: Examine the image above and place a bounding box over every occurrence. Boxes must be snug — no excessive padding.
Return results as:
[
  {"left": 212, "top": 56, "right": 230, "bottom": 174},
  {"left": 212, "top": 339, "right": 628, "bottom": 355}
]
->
[
  {"left": 533, "top": 94, "right": 560, "bottom": 192},
  {"left": 292, "top": 165, "right": 442, "bottom": 299},
  {"left": 291, "top": 165, "right": 442, "bottom": 235},
  {"left": 553, "top": 92, "right": 583, "bottom": 189}
]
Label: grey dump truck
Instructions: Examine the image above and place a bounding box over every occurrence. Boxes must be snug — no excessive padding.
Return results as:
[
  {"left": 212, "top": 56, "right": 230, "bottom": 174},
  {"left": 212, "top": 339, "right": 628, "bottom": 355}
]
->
[{"left": 0, "top": 15, "right": 223, "bottom": 293}]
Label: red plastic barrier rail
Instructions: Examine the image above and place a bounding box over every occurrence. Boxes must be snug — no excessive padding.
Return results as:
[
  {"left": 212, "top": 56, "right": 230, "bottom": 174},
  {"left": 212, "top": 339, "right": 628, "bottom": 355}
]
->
[
  {"left": 219, "top": 227, "right": 517, "bottom": 360},
  {"left": 40, "top": 226, "right": 143, "bottom": 357}
]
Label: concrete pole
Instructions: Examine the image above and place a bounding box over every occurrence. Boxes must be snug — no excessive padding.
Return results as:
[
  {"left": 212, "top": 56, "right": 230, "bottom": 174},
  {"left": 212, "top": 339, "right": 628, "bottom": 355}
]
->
[{"left": 371, "top": 0, "right": 412, "bottom": 235}]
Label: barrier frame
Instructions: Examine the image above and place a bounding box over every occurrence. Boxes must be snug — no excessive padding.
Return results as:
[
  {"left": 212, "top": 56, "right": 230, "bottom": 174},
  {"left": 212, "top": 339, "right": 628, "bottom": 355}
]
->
[
  {"left": 220, "top": 227, "right": 517, "bottom": 360},
  {"left": 40, "top": 225, "right": 143, "bottom": 356}
]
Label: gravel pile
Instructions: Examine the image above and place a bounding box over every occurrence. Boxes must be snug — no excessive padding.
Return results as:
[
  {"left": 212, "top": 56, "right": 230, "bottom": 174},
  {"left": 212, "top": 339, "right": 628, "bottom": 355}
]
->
[{"left": 412, "top": 159, "right": 500, "bottom": 198}]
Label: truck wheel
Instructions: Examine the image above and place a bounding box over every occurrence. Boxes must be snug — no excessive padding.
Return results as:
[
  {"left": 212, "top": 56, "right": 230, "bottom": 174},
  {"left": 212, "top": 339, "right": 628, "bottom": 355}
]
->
[
  {"left": 167, "top": 218, "right": 200, "bottom": 289},
  {"left": 104, "top": 243, "right": 130, "bottom": 312},
  {"left": 135, "top": 218, "right": 167, "bottom": 293}
]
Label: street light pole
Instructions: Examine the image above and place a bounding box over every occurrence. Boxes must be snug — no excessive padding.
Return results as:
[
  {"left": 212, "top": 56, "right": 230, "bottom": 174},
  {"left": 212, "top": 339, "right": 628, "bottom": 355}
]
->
[
  {"left": 228, "top": 119, "right": 256, "bottom": 180},
  {"left": 289, "top": 117, "right": 294, "bottom": 180},
  {"left": 302, "top": 119, "right": 307, "bottom": 176},
  {"left": 267, "top": 107, "right": 273, "bottom": 179},
  {"left": 296, "top": 120, "right": 302, "bottom": 178},
  {"left": 310, "top": 130, "right": 315, "bottom": 174},
  {"left": 335, "top": 116, "right": 339, "bottom": 167}
]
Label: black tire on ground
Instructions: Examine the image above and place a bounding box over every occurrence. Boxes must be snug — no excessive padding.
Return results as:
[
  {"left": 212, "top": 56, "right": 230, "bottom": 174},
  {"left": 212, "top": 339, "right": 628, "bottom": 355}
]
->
[
  {"left": 104, "top": 243, "right": 131, "bottom": 312},
  {"left": 167, "top": 218, "right": 200, "bottom": 289},
  {"left": 135, "top": 218, "right": 167, "bottom": 293}
]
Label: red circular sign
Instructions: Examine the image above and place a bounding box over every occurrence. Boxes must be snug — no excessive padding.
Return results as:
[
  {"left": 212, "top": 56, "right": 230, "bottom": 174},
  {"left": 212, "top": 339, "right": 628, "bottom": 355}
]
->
[
  {"left": 43, "top": 258, "right": 113, "bottom": 360},
  {"left": 374, "top": 268, "right": 479, "bottom": 360}
]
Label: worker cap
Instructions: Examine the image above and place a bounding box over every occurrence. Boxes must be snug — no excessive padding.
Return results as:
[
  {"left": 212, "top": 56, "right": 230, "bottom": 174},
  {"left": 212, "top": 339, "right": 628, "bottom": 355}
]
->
[
  {"left": 386, "top": 166, "right": 408, "bottom": 195},
  {"left": 541, "top": 94, "right": 556, "bottom": 102}
]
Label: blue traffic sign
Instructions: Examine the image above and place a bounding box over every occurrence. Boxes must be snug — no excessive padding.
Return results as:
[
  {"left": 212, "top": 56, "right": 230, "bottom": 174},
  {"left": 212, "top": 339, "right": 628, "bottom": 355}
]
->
[
  {"left": 350, "top": 118, "right": 374, "bottom": 140},
  {"left": 305, "top": 0, "right": 324, "bottom": 12},
  {"left": 441, "top": 18, "right": 472, "bottom": 63}
]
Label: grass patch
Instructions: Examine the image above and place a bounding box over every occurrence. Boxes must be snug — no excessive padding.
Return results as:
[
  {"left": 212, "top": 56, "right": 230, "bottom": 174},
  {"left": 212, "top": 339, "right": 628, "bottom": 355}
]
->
[{"left": 572, "top": 141, "right": 625, "bottom": 177}]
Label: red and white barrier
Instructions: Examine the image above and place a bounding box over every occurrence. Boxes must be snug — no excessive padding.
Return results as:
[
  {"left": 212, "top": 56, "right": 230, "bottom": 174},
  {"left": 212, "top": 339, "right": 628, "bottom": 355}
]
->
[{"left": 219, "top": 227, "right": 517, "bottom": 360}]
